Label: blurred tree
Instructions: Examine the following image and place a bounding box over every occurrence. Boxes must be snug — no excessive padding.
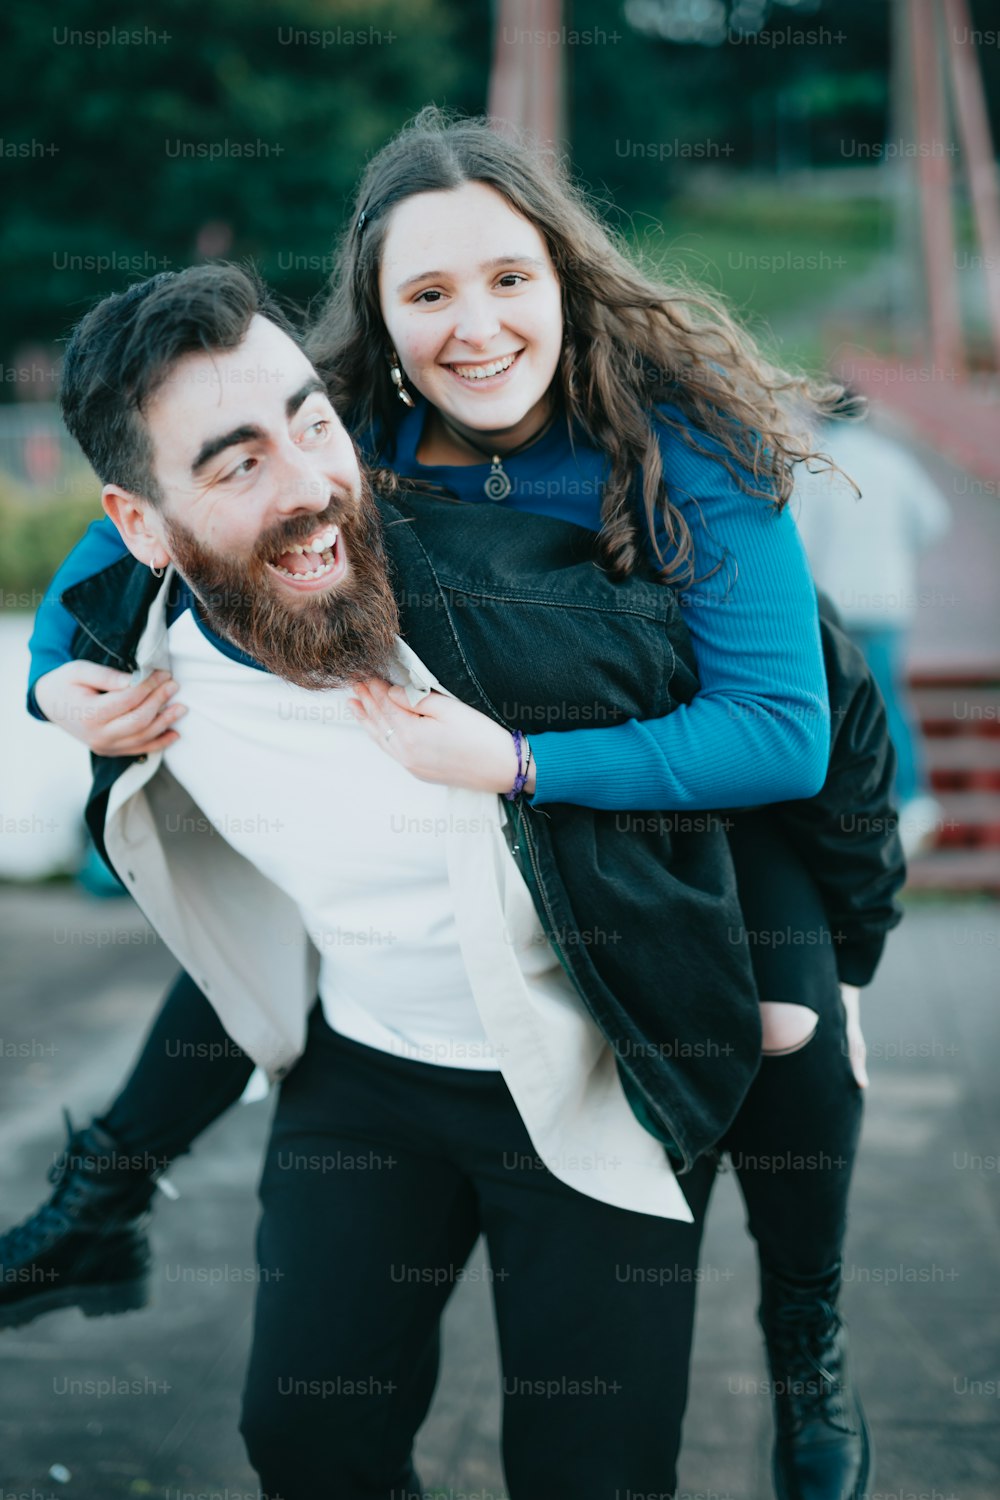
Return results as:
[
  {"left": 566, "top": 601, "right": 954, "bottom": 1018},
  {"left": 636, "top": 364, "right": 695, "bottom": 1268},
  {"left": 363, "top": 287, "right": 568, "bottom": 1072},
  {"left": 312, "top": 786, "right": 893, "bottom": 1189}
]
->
[
  {"left": 568, "top": 0, "right": 1000, "bottom": 212},
  {"left": 0, "top": 0, "right": 490, "bottom": 384}
]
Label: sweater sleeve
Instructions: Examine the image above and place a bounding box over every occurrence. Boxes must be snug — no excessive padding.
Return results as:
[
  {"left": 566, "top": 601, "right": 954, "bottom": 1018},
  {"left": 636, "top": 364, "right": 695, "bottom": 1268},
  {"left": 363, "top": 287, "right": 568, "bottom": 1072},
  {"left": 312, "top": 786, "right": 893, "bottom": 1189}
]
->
[
  {"left": 529, "top": 420, "right": 831, "bottom": 810},
  {"left": 27, "top": 516, "right": 130, "bottom": 718}
]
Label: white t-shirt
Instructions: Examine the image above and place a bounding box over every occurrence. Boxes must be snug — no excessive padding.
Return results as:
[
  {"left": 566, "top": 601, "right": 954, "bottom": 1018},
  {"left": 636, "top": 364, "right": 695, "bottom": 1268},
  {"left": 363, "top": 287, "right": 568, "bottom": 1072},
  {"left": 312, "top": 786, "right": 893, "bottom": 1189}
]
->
[{"left": 163, "top": 607, "right": 510, "bottom": 1068}]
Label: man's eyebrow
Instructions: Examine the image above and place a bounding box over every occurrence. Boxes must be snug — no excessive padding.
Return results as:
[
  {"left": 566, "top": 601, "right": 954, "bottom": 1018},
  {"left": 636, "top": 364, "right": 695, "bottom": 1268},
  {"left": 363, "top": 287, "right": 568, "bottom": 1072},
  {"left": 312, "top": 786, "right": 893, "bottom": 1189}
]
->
[
  {"left": 189, "top": 379, "right": 329, "bottom": 476},
  {"left": 395, "top": 255, "right": 546, "bottom": 294},
  {"left": 286, "top": 376, "right": 328, "bottom": 418},
  {"left": 191, "top": 425, "right": 264, "bottom": 476}
]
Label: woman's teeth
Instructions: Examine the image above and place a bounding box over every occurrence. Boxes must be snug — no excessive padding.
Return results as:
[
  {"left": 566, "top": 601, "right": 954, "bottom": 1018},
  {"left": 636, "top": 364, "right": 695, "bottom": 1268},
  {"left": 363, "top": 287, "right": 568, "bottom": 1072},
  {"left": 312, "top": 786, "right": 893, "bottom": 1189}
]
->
[{"left": 451, "top": 354, "right": 518, "bottom": 381}]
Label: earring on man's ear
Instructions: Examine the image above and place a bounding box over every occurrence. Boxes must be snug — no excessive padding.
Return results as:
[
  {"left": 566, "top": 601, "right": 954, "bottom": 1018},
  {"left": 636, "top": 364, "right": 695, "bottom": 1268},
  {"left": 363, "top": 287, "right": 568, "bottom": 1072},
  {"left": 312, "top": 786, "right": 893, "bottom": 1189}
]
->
[
  {"left": 150, "top": 562, "right": 165, "bottom": 579},
  {"left": 389, "top": 355, "right": 416, "bottom": 408}
]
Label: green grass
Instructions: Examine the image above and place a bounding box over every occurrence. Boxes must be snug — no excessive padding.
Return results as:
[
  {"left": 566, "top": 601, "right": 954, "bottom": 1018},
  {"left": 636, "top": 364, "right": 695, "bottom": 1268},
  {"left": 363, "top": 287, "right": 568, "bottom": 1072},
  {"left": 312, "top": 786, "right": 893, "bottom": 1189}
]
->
[{"left": 626, "top": 188, "right": 894, "bottom": 374}]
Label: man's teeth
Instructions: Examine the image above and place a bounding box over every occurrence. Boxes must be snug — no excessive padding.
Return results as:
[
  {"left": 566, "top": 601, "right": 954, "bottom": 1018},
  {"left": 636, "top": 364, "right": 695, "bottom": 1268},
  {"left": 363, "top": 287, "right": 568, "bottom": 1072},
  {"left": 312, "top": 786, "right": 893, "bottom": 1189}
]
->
[
  {"left": 284, "top": 525, "right": 339, "bottom": 557},
  {"left": 452, "top": 354, "right": 517, "bottom": 381},
  {"left": 270, "top": 525, "right": 340, "bottom": 580},
  {"left": 271, "top": 556, "right": 337, "bottom": 580}
]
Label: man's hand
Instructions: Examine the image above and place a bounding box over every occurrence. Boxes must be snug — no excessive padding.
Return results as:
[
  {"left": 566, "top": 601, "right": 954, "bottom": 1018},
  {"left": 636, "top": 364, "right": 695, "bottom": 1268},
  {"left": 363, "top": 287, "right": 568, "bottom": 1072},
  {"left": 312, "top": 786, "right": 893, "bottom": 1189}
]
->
[
  {"left": 33, "top": 662, "right": 186, "bottom": 758},
  {"left": 348, "top": 679, "right": 536, "bottom": 795},
  {"left": 840, "top": 983, "right": 869, "bottom": 1089}
]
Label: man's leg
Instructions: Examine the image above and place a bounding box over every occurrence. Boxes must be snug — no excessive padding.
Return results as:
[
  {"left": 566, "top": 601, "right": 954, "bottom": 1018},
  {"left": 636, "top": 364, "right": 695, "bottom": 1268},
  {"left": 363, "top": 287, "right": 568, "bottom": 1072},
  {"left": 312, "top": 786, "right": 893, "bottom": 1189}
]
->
[
  {"left": 240, "top": 1015, "right": 484, "bottom": 1500},
  {"left": 474, "top": 1108, "right": 716, "bottom": 1499}
]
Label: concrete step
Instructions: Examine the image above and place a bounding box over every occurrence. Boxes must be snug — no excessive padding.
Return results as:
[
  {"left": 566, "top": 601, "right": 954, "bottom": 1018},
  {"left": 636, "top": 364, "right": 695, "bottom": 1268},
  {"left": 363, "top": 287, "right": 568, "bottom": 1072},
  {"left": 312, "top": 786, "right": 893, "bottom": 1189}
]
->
[
  {"left": 924, "top": 733, "right": 1000, "bottom": 790},
  {"left": 906, "top": 846, "right": 1000, "bottom": 892},
  {"left": 933, "top": 790, "right": 1000, "bottom": 846},
  {"left": 910, "top": 685, "right": 1000, "bottom": 734}
]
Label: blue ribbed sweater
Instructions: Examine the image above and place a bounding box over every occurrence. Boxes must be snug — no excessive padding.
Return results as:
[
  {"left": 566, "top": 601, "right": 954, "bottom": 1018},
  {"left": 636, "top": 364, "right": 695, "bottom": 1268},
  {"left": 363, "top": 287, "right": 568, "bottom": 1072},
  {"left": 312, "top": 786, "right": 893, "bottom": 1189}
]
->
[{"left": 27, "top": 400, "right": 830, "bottom": 811}]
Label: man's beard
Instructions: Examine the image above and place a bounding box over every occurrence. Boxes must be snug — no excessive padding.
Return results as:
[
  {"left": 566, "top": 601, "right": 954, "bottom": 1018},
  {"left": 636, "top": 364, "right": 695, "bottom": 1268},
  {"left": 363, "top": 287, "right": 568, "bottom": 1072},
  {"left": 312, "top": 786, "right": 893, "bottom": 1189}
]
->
[{"left": 164, "top": 472, "right": 400, "bottom": 690}]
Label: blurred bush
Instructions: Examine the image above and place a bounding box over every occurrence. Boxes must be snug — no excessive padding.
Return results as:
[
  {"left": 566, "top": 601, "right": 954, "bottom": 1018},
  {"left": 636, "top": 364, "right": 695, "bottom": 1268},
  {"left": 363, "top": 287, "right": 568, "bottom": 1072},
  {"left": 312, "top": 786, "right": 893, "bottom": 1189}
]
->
[{"left": 0, "top": 471, "right": 100, "bottom": 604}]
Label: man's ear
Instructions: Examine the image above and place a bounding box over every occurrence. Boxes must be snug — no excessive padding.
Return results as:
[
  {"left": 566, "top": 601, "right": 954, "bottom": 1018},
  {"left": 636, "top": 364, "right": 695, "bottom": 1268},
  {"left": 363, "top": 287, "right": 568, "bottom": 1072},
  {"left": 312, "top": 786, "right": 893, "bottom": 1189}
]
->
[{"left": 102, "top": 485, "right": 168, "bottom": 570}]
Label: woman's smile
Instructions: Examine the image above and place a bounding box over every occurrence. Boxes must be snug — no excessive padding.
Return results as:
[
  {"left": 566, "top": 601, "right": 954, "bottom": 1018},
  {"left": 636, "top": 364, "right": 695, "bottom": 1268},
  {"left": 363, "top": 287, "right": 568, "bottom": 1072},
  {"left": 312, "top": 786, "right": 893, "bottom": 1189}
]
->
[
  {"left": 379, "top": 181, "right": 563, "bottom": 455},
  {"left": 443, "top": 348, "right": 524, "bottom": 388}
]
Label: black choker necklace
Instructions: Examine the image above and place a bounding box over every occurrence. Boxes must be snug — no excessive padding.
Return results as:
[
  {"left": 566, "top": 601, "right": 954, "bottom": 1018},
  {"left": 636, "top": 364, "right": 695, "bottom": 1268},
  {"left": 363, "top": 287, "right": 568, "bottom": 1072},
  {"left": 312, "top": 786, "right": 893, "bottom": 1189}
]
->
[{"left": 438, "top": 412, "right": 557, "bottom": 501}]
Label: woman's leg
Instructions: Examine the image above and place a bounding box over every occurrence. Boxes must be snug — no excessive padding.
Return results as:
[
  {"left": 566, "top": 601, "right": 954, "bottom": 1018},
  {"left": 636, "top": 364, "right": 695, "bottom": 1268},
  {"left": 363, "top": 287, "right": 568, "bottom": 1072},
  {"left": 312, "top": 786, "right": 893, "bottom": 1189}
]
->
[
  {"left": 98, "top": 967, "right": 255, "bottom": 1164},
  {"left": 0, "top": 969, "right": 254, "bottom": 1328},
  {"left": 724, "top": 811, "right": 869, "bottom": 1500}
]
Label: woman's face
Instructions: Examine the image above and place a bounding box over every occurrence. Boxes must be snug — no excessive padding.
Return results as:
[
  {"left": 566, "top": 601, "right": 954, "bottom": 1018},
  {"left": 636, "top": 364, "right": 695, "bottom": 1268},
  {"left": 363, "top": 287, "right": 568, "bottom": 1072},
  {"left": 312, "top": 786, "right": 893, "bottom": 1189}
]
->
[{"left": 378, "top": 181, "right": 564, "bottom": 451}]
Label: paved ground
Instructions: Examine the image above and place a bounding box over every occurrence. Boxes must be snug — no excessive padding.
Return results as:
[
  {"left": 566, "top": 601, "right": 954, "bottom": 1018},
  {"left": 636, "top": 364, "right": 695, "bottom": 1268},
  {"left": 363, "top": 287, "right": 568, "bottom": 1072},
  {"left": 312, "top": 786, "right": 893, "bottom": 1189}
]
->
[{"left": 0, "top": 882, "right": 998, "bottom": 1499}]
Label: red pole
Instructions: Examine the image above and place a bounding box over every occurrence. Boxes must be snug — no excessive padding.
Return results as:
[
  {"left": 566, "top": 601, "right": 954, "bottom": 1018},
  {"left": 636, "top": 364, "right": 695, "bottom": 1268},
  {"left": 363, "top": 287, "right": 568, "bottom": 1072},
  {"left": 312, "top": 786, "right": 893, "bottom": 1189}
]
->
[
  {"left": 943, "top": 0, "right": 1000, "bottom": 370},
  {"left": 488, "top": 0, "right": 565, "bottom": 144},
  {"left": 909, "top": 0, "right": 965, "bottom": 377}
]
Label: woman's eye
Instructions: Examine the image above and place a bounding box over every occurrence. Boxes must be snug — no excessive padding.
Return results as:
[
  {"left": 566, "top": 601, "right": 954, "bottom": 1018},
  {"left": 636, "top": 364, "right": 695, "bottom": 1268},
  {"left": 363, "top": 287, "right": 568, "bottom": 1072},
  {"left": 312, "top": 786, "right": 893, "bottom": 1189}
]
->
[
  {"left": 497, "top": 273, "right": 527, "bottom": 288},
  {"left": 413, "top": 289, "right": 444, "bottom": 304}
]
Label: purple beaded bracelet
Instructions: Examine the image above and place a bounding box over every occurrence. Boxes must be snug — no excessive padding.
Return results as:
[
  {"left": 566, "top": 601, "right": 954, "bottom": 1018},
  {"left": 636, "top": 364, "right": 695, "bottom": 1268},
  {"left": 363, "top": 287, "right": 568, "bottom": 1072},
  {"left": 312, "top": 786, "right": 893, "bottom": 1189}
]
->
[{"left": 505, "top": 730, "right": 531, "bottom": 801}]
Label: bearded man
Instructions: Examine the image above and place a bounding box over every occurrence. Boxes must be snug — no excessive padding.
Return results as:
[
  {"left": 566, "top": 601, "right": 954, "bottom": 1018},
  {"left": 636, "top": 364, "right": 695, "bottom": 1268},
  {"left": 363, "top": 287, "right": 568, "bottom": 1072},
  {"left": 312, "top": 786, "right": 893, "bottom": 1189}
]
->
[{"left": 15, "top": 263, "right": 899, "bottom": 1500}]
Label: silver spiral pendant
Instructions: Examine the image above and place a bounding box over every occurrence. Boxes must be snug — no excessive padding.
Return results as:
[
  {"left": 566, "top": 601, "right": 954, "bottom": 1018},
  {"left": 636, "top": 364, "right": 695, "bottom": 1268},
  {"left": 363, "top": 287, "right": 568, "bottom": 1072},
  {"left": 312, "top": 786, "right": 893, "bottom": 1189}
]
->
[{"left": 484, "top": 459, "right": 512, "bottom": 502}]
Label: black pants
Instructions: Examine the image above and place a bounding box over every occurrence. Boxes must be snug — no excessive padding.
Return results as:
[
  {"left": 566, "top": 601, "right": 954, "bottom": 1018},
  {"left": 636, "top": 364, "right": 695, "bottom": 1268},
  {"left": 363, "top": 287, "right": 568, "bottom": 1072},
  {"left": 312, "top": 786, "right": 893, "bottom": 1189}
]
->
[
  {"left": 239, "top": 1009, "right": 715, "bottom": 1500},
  {"left": 101, "top": 814, "right": 862, "bottom": 1283},
  {"left": 724, "top": 811, "right": 863, "bottom": 1282}
]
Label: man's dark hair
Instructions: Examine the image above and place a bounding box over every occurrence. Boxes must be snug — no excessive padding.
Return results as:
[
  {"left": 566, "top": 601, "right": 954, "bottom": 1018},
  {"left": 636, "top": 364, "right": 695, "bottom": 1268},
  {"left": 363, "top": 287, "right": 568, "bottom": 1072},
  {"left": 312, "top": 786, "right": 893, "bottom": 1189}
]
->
[{"left": 60, "top": 262, "right": 297, "bottom": 503}]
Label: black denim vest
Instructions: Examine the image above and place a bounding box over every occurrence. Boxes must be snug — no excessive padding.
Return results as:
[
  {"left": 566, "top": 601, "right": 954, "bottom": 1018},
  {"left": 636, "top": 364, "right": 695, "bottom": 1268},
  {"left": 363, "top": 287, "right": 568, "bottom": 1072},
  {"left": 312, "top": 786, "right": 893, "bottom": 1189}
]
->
[{"left": 62, "top": 490, "right": 762, "bottom": 1170}]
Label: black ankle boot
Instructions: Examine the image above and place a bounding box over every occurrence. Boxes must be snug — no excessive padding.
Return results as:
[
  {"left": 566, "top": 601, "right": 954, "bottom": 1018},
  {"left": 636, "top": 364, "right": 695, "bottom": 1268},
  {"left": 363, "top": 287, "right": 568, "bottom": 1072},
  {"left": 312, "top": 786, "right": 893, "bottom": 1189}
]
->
[
  {"left": 759, "top": 1265, "right": 872, "bottom": 1500},
  {"left": 0, "top": 1113, "right": 159, "bottom": 1330}
]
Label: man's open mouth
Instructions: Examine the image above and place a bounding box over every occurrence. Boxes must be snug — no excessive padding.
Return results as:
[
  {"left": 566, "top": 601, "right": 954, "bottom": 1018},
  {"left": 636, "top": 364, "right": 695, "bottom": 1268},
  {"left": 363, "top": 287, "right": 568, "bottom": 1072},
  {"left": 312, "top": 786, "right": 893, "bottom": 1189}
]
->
[{"left": 265, "top": 523, "right": 348, "bottom": 591}]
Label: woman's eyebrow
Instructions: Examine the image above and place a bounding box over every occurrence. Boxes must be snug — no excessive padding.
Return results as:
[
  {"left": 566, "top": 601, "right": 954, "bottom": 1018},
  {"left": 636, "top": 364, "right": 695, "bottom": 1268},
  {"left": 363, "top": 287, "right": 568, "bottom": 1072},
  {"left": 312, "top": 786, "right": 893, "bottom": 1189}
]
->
[{"left": 395, "top": 255, "right": 546, "bottom": 294}]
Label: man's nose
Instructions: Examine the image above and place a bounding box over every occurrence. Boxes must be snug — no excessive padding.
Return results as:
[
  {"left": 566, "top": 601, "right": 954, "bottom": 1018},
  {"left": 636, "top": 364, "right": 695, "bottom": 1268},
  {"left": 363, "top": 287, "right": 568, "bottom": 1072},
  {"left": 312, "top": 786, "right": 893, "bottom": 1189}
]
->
[{"left": 273, "top": 430, "right": 355, "bottom": 516}]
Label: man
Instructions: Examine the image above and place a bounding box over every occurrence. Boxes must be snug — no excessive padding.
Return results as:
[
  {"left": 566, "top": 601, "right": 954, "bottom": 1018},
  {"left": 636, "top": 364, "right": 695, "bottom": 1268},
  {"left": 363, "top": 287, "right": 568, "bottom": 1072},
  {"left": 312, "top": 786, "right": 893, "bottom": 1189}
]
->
[
  {"left": 10, "top": 263, "right": 903, "bottom": 1499},
  {"left": 41, "top": 262, "right": 763, "bottom": 1499}
]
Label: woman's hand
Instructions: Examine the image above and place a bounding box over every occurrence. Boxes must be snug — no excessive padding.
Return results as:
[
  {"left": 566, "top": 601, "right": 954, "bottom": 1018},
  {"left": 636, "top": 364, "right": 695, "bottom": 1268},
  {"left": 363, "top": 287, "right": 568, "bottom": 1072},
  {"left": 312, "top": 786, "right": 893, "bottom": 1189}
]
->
[
  {"left": 840, "top": 983, "right": 869, "bottom": 1089},
  {"left": 348, "top": 679, "right": 535, "bottom": 795},
  {"left": 33, "top": 662, "right": 186, "bottom": 758}
]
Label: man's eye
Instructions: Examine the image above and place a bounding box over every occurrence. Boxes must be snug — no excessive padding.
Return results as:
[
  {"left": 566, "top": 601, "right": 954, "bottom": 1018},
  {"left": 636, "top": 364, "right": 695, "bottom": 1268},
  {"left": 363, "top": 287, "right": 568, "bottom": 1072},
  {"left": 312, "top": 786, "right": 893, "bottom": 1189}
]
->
[
  {"left": 300, "top": 418, "right": 330, "bottom": 444},
  {"left": 225, "top": 456, "right": 257, "bottom": 481}
]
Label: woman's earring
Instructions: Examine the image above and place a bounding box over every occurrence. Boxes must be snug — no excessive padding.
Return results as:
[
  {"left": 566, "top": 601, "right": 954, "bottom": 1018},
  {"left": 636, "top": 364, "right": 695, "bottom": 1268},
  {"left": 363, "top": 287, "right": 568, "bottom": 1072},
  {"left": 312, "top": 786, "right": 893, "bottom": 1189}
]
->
[
  {"left": 389, "top": 357, "right": 415, "bottom": 408},
  {"left": 150, "top": 562, "right": 165, "bottom": 579}
]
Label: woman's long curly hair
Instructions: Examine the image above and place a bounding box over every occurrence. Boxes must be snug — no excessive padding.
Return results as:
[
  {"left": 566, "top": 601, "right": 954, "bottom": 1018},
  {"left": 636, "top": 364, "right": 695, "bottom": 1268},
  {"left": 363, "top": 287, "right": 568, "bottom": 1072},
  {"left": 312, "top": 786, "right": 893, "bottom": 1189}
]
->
[{"left": 308, "top": 106, "right": 848, "bottom": 584}]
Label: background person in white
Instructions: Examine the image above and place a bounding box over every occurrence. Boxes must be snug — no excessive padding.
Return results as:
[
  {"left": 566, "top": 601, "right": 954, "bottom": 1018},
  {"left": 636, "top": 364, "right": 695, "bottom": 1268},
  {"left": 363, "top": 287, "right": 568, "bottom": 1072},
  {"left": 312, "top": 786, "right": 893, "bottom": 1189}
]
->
[
  {"left": 63, "top": 265, "right": 716, "bottom": 1499},
  {"left": 794, "top": 396, "right": 951, "bottom": 855}
]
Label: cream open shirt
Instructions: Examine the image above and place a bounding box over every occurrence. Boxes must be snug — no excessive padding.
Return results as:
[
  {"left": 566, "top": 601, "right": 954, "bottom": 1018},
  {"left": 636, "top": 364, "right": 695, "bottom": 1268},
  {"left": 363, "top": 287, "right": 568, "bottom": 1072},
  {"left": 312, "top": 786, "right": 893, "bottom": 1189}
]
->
[{"left": 104, "top": 567, "right": 692, "bottom": 1222}]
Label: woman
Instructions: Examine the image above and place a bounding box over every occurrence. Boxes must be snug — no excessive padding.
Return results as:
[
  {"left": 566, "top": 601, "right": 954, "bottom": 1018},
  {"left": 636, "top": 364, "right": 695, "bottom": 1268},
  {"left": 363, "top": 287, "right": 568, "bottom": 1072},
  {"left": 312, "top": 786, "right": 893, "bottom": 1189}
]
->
[{"left": 12, "top": 110, "right": 900, "bottom": 1498}]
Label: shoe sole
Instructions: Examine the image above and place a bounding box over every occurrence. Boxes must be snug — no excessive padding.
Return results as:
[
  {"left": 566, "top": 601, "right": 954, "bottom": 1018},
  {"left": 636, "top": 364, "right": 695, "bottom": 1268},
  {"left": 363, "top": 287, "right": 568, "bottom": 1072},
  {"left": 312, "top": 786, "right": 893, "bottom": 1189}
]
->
[
  {"left": 0, "top": 1276, "right": 149, "bottom": 1330},
  {"left": 773, "top": 1400, "right": 873, "bottom": 1500}
]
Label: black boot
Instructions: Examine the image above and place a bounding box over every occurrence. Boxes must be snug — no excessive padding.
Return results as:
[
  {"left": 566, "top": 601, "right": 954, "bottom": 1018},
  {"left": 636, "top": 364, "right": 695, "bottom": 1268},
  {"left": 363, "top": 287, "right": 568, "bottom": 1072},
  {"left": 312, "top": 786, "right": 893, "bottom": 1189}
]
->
[
  {"left": 0, "top": 1113, "right": 159, "bottom": 1330},
  {"left": 760, "top": 1265, "right": 872, "bottom": 1500}
]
